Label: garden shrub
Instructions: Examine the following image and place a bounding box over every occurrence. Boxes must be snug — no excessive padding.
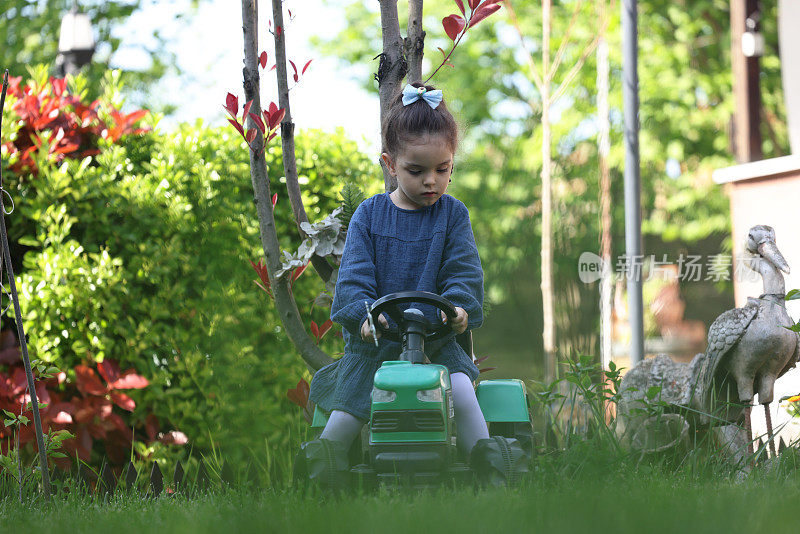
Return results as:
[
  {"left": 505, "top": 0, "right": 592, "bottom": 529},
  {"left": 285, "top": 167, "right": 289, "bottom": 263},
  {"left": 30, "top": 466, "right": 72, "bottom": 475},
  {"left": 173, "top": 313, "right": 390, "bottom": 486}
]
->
[
  {"left": 1, "top": 70, "right": 379, "bottom": 470},
  {"left": 0, "top": 69, "right": 153, "bottom": 465}
]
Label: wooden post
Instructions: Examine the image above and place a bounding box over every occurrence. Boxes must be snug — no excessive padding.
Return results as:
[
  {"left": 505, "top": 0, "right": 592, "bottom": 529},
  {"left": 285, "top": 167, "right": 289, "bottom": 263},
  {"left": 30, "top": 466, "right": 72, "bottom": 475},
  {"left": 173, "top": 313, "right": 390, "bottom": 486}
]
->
[
  {"left": 541, "top": 0, "right": 556, "bottom": 383},
  {"left": 730, "top": 0, "right": 762, "bottom": 162}
]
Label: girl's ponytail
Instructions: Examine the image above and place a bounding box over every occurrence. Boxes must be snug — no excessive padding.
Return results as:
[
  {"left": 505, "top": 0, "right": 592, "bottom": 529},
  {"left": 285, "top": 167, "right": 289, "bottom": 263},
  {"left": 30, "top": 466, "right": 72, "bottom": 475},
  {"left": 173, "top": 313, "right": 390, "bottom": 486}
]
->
[{"left": 382, "top": 82, "right": 458, "bottom": 157}]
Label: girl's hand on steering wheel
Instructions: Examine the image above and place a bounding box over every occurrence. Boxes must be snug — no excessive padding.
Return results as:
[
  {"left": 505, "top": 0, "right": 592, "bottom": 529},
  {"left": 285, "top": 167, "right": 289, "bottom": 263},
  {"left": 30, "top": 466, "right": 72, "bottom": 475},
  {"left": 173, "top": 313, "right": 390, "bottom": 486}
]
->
[
  {"left": 361, "top": 313, "right": 389, "bottom": 342},
  {"left": 441, "top": 306, "right": 468, "bottom": 335}
]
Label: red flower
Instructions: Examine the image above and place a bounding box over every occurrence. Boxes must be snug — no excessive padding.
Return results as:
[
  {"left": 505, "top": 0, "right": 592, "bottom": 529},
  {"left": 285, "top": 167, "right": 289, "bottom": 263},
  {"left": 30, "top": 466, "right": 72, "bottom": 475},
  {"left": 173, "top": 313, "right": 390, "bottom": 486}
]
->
[{"left": 159, "top": 430, "right": 188, "bottom": 446}]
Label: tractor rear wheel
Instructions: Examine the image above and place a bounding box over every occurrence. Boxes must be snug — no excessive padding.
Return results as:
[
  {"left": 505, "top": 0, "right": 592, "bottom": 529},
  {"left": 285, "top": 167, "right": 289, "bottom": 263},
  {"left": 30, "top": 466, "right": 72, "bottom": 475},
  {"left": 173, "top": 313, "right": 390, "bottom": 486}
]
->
[
  {"left": 470, "top": 436, "right": 529, "bottom": 487},
  {"left": 489, "top": 420, "right": 534, "bottom": 456}
]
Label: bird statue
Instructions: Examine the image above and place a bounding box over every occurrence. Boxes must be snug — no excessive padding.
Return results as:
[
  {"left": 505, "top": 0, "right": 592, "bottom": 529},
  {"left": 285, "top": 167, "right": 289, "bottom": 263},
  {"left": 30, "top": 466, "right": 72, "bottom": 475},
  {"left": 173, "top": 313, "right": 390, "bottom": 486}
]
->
[{"left": 698, "top": 225, "right": 800, "bottom": 457}]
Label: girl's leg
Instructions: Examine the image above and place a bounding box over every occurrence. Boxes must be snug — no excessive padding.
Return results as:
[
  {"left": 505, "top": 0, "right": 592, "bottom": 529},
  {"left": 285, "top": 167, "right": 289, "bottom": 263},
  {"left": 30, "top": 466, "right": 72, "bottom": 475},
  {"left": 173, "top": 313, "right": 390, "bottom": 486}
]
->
[
  {"left": 451, "top": 372, "right": 490, "bottom": 455},
  {"left": 319, "top": 409, "right": 364, "bottom": 448}
]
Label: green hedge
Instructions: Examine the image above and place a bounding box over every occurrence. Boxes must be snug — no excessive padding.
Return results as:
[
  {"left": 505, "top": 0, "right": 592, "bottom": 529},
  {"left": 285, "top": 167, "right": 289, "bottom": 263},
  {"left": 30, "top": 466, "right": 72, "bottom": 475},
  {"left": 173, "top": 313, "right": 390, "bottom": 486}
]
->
[{"left": 8, "top": 118, "right": 379, "bottom": 464}]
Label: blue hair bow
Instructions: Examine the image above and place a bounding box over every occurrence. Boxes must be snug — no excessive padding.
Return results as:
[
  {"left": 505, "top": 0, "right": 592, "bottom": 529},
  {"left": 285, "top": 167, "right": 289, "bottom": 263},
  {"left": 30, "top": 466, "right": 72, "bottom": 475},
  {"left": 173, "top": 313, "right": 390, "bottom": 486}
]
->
[{"left": 401, "top": 84, "right": 443, "bottom": 109}]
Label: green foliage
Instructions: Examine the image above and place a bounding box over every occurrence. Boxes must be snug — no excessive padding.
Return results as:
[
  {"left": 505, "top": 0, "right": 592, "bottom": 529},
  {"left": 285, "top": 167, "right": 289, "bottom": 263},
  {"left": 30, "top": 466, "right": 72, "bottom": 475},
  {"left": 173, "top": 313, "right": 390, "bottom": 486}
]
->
[
  {"left": 2, "top": 408, "right": 28, "bottom": 429},
  {"left": 4, "top": 476, "right": 800, "bottom": 533},
  {"left": 339, "top": 181, "right": 365, "bottom": 231},
  {"left": 0, "top": 1, "right": 200, "bottom": 102},
  {"left": 527, "top": 354, "right": 775, "bottom": 480},
  {"left": 785, "top": 396, "right": 800, "bottom": 418},
  {"left": 44, "top": 429, "right": 74, "bottom": 460},
  {"left": 19, "top": 218, "right": 127, "bottom": 366},
  {"left": 4, "top": 78, "right": 379, "bottom": 467},
  {"left": 530, "top": 354, "right": 625, "bottom": 451},
  {"left": 0, "top": 418, "right": 72, "bottom": 493},
  {"left": 313, "top": 0, "right": 765, "bottom": 368}
]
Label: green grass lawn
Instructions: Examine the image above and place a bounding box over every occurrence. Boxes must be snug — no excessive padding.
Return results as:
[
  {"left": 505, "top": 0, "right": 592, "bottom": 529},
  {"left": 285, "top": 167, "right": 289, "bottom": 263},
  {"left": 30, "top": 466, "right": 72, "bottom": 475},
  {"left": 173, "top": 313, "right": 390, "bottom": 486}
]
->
[
  {"left": 3, "top": 357, "right": 798, "bottom": 533},
  {"left": 2, "top": 465, "right": 800, "bottom": 534}
]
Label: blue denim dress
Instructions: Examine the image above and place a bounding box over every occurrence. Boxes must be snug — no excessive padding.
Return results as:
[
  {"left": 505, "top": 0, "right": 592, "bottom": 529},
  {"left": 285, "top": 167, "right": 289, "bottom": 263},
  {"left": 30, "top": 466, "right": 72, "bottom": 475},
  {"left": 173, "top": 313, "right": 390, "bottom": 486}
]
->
[{"left": 309, "top": 193, "right": 483, "bottom": 421}]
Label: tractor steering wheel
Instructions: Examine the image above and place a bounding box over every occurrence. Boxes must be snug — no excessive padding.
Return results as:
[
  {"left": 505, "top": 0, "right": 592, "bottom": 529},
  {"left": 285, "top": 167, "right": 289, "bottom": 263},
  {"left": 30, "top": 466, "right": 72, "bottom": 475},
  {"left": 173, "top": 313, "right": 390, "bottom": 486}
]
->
[{"left": 370, "top": 291, "right": 457, "bottom": 343}]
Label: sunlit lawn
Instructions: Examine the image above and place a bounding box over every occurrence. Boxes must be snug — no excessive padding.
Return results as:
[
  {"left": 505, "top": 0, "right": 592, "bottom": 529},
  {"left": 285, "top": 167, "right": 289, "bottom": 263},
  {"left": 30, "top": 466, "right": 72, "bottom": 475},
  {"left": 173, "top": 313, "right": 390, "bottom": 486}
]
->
[{"left": 2, "top": 467, "right": 800, "bottom": 534}]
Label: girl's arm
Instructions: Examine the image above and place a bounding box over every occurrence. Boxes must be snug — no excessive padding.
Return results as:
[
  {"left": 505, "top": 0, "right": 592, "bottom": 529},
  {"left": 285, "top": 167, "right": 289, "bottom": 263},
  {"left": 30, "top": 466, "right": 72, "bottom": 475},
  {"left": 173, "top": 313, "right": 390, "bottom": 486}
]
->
[
  {"left": 331, "top": 205, "right": 379, "bottom": 337},
  {"left": 438, "top": 201, "right": 484, "bottom": 330}
]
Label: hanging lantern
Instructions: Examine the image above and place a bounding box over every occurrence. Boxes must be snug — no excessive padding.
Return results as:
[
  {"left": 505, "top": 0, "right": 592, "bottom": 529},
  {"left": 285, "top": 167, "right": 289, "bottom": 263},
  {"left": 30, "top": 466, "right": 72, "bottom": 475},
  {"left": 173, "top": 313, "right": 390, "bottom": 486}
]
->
[
  {"left": 55, "top": 3, "right": 95, "bottom": 76},
  {"left": 742, "top": 13, "right": 764, "bottom": 58}
]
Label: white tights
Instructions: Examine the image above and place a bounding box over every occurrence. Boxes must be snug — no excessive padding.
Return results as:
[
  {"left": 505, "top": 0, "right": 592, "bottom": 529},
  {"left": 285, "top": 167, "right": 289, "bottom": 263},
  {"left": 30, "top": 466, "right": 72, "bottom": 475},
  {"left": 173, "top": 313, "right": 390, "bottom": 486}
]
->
[
  {"left": 450, "top": 372, "right": 490, "bottom": 453},
  {"left": 318, "top": 409, "right": 365, "bottom": 445},
  {"left": 319, "top": 372, "right": 489, "bottom": 455}
]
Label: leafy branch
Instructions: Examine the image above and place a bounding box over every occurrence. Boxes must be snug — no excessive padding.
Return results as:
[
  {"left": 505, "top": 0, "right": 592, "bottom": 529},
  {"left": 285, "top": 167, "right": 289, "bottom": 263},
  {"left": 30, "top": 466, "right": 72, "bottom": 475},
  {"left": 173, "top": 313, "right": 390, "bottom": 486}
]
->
[
  {"left": 234, "top": 0, "right": 332, "bottom": 372},
  {"left": 425, "top": 0, "right": 504, "bottom": 84}
]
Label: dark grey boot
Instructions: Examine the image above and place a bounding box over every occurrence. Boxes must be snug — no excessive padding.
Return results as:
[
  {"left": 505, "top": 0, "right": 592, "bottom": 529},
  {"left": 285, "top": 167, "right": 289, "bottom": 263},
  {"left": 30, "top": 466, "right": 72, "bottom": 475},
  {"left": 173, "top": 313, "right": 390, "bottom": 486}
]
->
[{"left": 293, "top": 439, "right": 351, "bottom": 491}]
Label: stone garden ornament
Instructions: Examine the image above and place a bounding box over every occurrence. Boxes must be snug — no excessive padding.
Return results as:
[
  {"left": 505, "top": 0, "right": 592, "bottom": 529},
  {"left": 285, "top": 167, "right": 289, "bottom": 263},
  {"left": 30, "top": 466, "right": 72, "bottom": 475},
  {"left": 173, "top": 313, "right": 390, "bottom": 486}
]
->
[{"left": 617, "top": 225, "right": 800, "bottom": 464}]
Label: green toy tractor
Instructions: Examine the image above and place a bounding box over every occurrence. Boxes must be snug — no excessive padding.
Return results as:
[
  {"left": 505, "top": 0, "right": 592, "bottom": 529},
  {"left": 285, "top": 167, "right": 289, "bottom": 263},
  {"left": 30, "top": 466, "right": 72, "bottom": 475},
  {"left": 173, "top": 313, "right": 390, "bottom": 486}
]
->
[{"left": 294, "top": 291, "right": 531, "bottom": 489}]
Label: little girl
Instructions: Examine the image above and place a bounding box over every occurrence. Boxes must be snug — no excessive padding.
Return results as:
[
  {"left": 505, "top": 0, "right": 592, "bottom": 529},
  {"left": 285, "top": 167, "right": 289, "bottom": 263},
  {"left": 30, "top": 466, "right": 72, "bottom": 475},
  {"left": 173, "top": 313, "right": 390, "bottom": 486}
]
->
[{"left": 309, "top": 82, "right": 490, "bottom": 458}]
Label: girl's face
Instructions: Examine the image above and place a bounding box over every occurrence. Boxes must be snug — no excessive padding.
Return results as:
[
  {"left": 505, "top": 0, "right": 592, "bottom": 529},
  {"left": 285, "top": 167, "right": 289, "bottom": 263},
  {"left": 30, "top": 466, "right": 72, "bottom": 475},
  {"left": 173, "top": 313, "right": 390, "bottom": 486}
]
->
[{"left": 382, "top": 134, "right": 454, "bottom": 210}]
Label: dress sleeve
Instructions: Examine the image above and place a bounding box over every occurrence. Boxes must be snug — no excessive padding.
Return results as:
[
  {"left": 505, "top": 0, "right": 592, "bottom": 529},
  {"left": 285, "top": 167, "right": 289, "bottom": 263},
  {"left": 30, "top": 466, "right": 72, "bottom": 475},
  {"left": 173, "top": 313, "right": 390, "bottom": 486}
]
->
[
  {"left": 330, "top": 204, "right": 378, "bottom": 336},
  {"left": 438, "top": 201, "right": 484, "bottom": 329}
]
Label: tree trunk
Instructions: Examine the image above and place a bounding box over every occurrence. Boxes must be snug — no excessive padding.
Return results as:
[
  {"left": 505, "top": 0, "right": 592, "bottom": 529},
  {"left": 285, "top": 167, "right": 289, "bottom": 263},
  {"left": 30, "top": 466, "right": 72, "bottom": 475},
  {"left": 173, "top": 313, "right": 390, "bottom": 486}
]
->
[
  {"left": 506, "top": 0, "right": 605, "bottom": 381},
  {"left": 271, "top": 0, "right": 333, "bottom": 282},
  {"left": 405, "top": 0, "right": 425, "bottom": 84},
  {"left": 541, "top": 0, "right": 556, "bottom": 383},
  {"left": 378, "top": 0, "right": 406, "bottom": 191},
  {"left": 597, "top": 35, "right": 612, "bottom": 372},
  {"left": 241, "top": 0, "right": 333, "bottom": 372}
]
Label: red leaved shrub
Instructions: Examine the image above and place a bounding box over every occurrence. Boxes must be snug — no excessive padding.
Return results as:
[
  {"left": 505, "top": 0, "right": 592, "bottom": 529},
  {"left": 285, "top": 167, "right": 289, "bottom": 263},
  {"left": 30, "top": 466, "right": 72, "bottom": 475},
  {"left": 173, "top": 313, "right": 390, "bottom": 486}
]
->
[
  {"left": 0, "top": 329, "right": 154, "bottom": 466},
  {"left": 2, "top": 75, "right": 148, "bottom": 176}
]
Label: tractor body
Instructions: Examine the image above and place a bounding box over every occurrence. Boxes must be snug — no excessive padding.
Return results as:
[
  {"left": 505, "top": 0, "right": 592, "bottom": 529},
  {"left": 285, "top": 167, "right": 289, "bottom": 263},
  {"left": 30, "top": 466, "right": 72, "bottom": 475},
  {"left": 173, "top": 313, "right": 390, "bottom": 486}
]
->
[{"left": 297, "top": 292, "right": 531, "bottom": 489}]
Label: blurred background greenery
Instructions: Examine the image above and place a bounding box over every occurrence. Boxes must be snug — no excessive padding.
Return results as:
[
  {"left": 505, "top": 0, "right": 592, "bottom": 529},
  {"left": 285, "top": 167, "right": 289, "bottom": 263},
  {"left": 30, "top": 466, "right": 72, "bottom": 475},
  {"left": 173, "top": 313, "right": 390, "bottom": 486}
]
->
[
  {"left": 311, "top": 0, "right": 789, "bottom": 378},
  {"left": 0, "top": 0, "right": 792, "bottom": 471}
]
